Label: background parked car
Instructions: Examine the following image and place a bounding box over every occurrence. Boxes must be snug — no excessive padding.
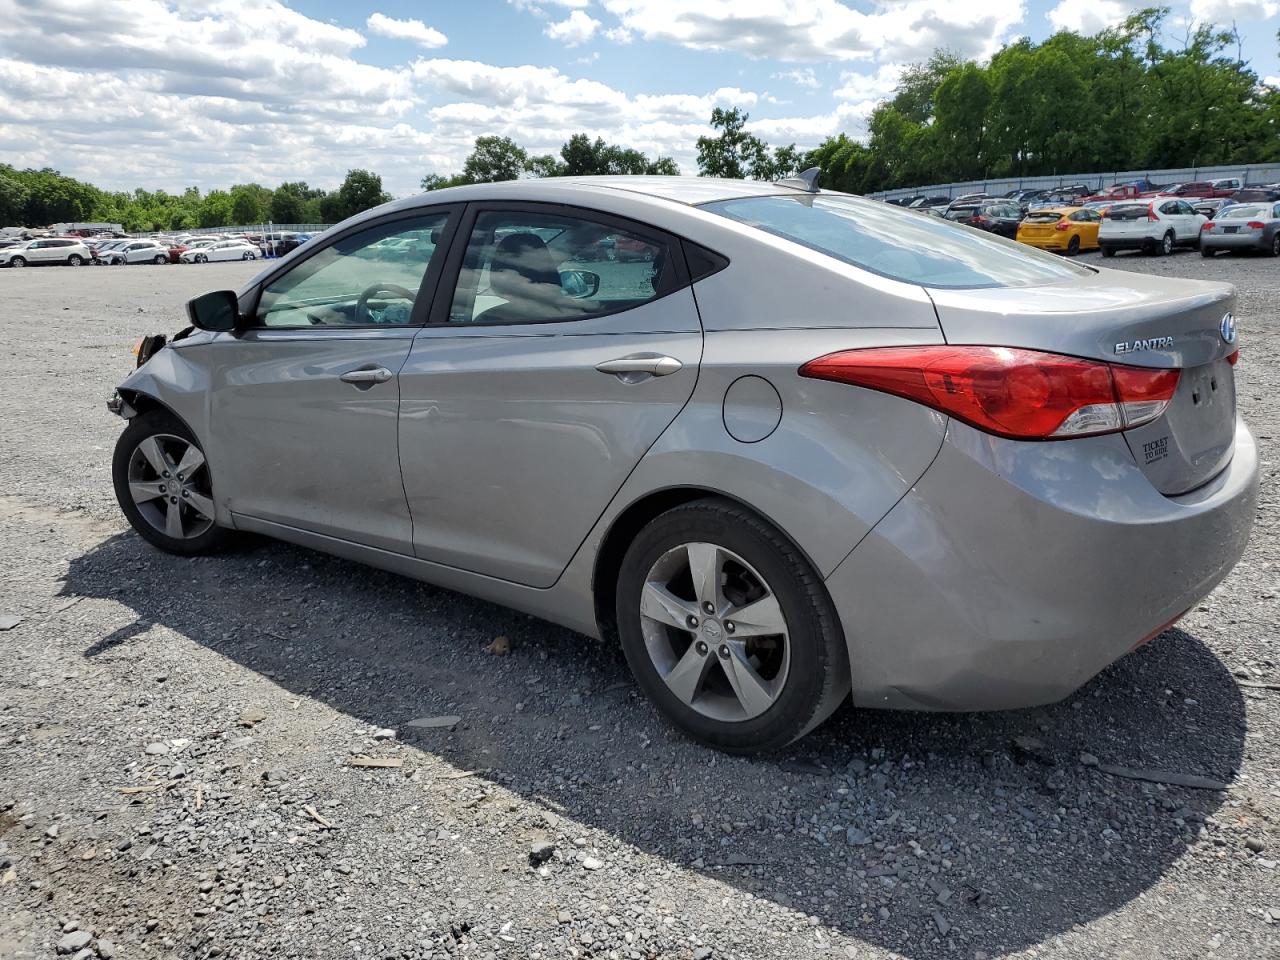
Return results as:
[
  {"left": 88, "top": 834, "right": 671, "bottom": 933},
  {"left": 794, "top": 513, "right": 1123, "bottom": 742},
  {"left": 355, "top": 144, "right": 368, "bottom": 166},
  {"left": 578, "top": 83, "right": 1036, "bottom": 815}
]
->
[
  {"left": 943, "top": 198, "right": 1022, "bottom": 238},
  {"left": 1099, "top": 198, "right": 1205, "bottom": 256},
  {"left": 180, "top": 239, "right": 259, "bottom": 263},
  {"left": 103, "top": 240, "right": 170, "bottom": 265},
  {"left": 1015, "top": 206, "right": 1102, "bottom": 255},
  {"left": 1200, "top": 202, "right": 1280, "bottom": 257},
  {"left": 0, "top": 237, "right": 90, "bottom": 267},
  {"left": 91, "top": 240, "right": 129, "bottom": 263},
  {"left": 1192, "top": 197, "right": 1235, "bottom": 219}
]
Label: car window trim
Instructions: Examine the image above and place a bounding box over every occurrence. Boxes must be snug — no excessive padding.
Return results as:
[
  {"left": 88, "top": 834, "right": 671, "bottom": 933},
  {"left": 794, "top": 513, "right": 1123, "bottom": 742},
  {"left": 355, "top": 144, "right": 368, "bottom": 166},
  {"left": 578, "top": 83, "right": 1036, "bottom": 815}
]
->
[
  {"left": 240, "top": 204, "right": 463, "bottom": 332},
  {"left": 424, "top": 199, "right": 692, "bottom": 329}
]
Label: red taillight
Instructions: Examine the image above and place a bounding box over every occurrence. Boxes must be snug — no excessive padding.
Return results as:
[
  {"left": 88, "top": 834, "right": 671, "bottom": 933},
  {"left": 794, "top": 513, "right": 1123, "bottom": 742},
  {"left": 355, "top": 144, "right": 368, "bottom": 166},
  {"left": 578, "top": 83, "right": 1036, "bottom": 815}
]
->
[
  {"left": 1202, "top": 222, "right": 1214, "bottom": 231},
  {"left": 799, "top": 346, "right": 1181, "bottom": 440},
  {"left": 971, "top": 215, "right": 987, "bottom": 224},
  {"left": 1246, "top": 221, "right": 1265, "bottom": 229},
  {"left": 1227, "top": 350, "right": 1239, "bottom": 365},
  {"left": 1147, "top": 204, "right": 1158, "bottom": 222},
  {"left": 1054, "top": 221, "right": 1070, "bottom": 231}
]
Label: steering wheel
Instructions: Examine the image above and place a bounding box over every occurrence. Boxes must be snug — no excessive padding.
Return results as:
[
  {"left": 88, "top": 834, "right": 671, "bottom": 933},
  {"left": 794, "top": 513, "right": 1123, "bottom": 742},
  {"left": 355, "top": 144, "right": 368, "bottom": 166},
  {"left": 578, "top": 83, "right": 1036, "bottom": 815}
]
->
[{"left": 356, "top": 283, "right": 417, "bottom": 324}]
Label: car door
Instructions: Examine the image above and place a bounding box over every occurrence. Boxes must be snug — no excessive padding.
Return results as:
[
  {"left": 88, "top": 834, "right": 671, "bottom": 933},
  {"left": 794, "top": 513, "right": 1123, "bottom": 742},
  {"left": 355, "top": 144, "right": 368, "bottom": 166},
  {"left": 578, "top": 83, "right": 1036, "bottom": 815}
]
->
[
  {"left": 205, "top": 207, "right": 459, "bottom": 553},
  {"left": 207, "top": 242, "right": 231, "bottom": 262},
  {"left": 398, "top": 202, "right": 705, "bottom": 588},
  {"left": 25, "top": 240, "right": 51, "bottom": 263}
]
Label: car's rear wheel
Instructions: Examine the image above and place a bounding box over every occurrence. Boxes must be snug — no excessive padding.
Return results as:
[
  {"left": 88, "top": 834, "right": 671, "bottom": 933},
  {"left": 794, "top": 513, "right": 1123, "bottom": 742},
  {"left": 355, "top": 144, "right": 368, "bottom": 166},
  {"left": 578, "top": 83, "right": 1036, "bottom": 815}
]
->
[
  {"left": 153, "top": 254, "right": 166, "bottom": 264},
  {"left": 615, "top": 498, "right": 849, "bottom": 753},
  {"left": 1201, "top": 246, "right": 1215, "bottom": 258},
  {"left": 1100, "top": 246, "right": 1115, "bottom": 258},
  {"left": 1271, "top": 234, "right": 1280, "bottom": 257},
  {"left": 112, "top": 410, "right": 231, "bottom": 556},
  {"left": 1157, "top": 231, "right": 1174, "bottom": 256},
  {"left": 67, "top": 254, "right": 83, "bottom": 266},
  {"left": 1065, "top": 235, "right": 1080, "bottom": 256},
  {"left": 242, "top": 251, "right": 254, "bottom": 260},
  {"left": 10, "top": 256, "right": 26, "bottom": 267}
]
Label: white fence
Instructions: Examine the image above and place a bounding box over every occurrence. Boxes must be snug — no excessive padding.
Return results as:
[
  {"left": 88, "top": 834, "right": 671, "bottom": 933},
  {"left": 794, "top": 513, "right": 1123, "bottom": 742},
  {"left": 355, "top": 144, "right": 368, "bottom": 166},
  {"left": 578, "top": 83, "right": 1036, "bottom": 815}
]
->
[{"left": 870, "top": 162, "right": 1280, "bottom": 201}]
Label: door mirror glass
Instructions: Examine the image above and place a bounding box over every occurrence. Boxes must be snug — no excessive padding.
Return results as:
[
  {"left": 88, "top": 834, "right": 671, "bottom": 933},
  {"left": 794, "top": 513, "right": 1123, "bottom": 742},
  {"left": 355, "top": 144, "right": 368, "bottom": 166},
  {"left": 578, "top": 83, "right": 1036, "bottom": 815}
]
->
[
  {"left": 187, "top": 290, "right": 240, "bottom": 332},
  {"left": 559, "top": 270, "right": 600, "bottom": 299}
]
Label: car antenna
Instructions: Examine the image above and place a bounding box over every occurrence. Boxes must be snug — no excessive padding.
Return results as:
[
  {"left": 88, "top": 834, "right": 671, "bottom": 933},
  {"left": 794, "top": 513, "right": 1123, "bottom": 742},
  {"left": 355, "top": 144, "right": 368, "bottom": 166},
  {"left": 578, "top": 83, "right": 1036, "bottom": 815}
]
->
[{"left": 778, "top": 167, "right": 821, "bottom": 193}]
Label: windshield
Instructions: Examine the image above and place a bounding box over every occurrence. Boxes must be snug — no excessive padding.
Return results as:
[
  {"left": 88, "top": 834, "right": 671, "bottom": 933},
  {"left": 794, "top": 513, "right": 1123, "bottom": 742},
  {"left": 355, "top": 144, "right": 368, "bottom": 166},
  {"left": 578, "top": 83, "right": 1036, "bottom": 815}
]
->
[{"left": 702, "top": 194, "right": 1090, "bottom": 289}]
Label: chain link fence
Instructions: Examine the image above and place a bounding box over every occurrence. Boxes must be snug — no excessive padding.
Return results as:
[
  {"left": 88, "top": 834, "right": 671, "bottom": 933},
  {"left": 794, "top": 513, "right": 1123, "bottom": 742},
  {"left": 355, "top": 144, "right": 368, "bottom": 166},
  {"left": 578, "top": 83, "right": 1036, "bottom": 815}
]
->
[{"left": 870, "top": 162, "right": 1280, "bottom": 201}]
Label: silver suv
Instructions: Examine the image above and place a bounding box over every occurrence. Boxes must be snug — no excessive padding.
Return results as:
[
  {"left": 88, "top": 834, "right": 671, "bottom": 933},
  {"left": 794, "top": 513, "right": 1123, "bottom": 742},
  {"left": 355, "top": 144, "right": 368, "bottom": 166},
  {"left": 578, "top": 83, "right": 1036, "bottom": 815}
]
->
[{"left": 0, "top": 237, "right": 91, "bottom": 267}]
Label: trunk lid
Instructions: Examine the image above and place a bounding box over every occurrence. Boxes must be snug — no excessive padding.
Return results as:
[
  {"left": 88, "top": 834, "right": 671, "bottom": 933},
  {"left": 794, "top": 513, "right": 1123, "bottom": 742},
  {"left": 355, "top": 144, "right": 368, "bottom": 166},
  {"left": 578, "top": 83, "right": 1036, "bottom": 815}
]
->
[{"left": 927, "top": 271, "right": 1238, "bottom": 495}]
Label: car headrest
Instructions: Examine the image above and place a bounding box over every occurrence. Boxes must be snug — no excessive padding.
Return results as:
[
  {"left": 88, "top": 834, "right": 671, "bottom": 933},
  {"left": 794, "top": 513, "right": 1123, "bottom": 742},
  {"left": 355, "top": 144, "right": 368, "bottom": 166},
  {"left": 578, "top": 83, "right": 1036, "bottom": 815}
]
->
[{"left": 490, "top": 233, "right": 561, "bottom": 298}]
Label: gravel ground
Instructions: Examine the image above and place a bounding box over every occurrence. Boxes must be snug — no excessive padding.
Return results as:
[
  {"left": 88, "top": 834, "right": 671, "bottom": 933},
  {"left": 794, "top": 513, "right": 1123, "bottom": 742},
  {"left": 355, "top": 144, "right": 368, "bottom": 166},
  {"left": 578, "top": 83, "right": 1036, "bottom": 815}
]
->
[{"left": 0, "top": 251, "right": 1276, "bottom": 960}]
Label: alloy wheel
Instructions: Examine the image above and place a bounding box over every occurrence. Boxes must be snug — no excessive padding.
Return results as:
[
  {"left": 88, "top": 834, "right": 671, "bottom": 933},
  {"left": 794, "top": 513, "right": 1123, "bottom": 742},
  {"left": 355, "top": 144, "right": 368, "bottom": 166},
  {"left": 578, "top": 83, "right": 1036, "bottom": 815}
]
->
[
  {"left": 639, "top": 542, "right": 790, "bottom": 722},
  {"left": 126, "top": 433, "right": 215, "bottom": 540}
]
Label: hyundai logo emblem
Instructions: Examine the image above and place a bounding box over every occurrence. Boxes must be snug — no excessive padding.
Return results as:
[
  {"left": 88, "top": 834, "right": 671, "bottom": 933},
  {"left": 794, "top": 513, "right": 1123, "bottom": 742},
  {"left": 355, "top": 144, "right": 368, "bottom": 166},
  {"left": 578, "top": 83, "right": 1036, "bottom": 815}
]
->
[{"left": 1220, "top": 312, "right": 1237, "bottom": 345}]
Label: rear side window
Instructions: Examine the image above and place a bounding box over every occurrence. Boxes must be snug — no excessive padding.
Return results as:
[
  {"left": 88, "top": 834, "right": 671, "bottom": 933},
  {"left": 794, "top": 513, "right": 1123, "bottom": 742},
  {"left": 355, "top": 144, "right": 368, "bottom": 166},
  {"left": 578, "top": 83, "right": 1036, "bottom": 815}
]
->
[
  {"left": 703, "top": 194, "right": 1089, "bottom": 289},
  {"left": 448, "top": 210, "right": 679, "bottom": 324}
]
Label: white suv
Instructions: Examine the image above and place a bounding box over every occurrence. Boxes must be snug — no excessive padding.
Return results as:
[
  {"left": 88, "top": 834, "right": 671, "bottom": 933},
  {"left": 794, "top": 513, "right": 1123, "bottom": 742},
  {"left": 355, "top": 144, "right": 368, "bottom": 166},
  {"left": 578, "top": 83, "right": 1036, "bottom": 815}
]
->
[
  {"left": 1098, "top": 198, "right": 1207, "bottom": 257},
  {"left": 105, "top": 240, "right": 171, "bottom": 265},
  {"left": 0, "top": 237, "right": 91, "bottom": 267}
]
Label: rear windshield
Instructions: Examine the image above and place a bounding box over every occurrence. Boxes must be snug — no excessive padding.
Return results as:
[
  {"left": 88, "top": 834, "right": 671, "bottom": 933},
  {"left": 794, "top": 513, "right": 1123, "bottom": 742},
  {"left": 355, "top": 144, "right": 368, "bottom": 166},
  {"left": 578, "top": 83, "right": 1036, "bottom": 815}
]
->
[
  {"left": 702, "top": 194, "right": 1090, "bottom": 289},
  {"left": 1220, "top": 205, "right": 1267, "bottom": 219},
  {"left": 942, "top": 206, "right": 978, "bottom": 221},
  {"left": 1022, "top": 211, "right": 1063, "bottom": 223},
  {"left": 1107, "top": 204, "right": 1149, "bottom": 221}
]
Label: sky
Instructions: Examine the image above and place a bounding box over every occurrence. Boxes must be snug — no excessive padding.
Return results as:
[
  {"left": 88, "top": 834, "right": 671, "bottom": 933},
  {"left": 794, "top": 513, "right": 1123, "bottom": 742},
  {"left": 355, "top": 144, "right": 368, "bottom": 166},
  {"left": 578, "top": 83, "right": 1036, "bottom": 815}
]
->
[{"left": 0, "top": 0, "right": 1277, "bottom": 197}]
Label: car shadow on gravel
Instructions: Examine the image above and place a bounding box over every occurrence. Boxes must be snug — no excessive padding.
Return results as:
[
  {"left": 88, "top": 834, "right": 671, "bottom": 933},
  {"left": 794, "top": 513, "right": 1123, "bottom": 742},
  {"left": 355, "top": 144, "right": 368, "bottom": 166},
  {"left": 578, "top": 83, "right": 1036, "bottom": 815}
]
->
[{"left": 64, "top": 531, "right": 1246, "bottom": 959}]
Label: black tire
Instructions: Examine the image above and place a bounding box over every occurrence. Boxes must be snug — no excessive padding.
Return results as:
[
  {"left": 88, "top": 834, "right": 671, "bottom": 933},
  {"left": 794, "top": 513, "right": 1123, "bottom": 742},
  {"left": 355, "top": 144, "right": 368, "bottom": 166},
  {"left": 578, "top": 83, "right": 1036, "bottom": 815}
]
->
[
  {"left": 153, "top": 254, "right": 166, "bottom": 264},
  {"left": 112, "top": 409, "right": 232, "bottom": 556},
  {"left": 1101, "top": 246, "right": 1116, "bottom": 258},
  {"left": 10, "top": 256, "right": 26, "bottom": 267},
  {"left": 1066, "top": 235, "right": 1081, "bottom": 257},
  {"left": 67, "top": 254, "right": 83, "bottom": 266},
  {"left": 196, "top": 254, "right": 207, "bottom": 263},
  {"left": 1157, "top": 231, "right": 1174, "bottom": 256},
  {"left": 1202, "top": 246, "right": 1215, "bottom": 258},
  {"left": 615, "top": 498, "right": 850, "bottom": 754},
  {"left": 1271, "top": 234, "right": 1280, "bottom": 257}
]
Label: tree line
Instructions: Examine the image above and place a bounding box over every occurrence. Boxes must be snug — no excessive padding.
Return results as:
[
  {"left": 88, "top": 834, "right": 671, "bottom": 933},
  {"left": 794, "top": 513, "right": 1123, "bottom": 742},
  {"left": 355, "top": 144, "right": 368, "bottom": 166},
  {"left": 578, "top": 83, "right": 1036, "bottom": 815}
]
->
[
  {"left": 0, "top": 166, "right": 391, "bottom": 232},
  {"left": 2, "top": 6, "right": 1276, "bottom": 229}
]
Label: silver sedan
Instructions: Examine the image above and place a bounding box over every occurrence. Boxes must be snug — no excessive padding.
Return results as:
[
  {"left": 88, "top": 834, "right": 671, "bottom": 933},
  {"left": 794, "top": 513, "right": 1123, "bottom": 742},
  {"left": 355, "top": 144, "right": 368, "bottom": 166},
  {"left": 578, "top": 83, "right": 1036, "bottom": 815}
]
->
[
  {"left": 108, "top": 176, "right": 1258, "bottom": 752},
  {"left": 1201, "top": 202, "right": 1280, "bottom": 257}
]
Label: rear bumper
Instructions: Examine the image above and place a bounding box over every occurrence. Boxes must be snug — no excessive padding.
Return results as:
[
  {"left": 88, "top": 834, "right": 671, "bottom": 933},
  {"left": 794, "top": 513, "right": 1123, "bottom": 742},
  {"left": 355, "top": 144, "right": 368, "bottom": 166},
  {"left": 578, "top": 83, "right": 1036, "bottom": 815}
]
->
[
  {"left": 1202, "top": 234, "right": 1267, "bottom": 251},
  {"left": 1018, "top": 235, "right": 1069, "bottom": 251},
  {"left": 826, "top": 418, "right": 1258, "bottom": 712},
  {"left": 1099, "top": 235, "right": 1159, "bottom": 251}
]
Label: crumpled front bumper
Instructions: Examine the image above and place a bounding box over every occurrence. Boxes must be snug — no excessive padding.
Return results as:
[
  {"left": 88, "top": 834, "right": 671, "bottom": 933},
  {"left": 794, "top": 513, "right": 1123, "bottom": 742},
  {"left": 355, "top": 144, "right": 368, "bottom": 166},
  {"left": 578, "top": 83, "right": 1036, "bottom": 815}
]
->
[{"left": 826, "top": 418, "right": 1259, "bottom": 712}]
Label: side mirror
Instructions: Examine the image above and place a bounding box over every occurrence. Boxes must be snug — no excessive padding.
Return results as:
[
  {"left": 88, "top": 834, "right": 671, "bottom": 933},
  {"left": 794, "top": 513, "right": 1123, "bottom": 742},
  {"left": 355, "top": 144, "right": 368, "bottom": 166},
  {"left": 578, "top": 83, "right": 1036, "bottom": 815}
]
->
[
  {"left": 560, "top": 269, "right": 600, "bottom": 299},
  {"left": 186, "top": 290, "right": 240, "bottom": 332}
]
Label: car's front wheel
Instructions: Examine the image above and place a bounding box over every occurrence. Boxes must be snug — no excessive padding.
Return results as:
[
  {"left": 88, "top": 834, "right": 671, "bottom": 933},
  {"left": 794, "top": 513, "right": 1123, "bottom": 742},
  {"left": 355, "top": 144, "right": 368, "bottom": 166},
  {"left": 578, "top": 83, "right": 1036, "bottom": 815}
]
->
[
  {"left": 615, "top": 498, "right": 849, "bottom": 753},
  {"left": 10, "top": 256, "right": 26, "bottom": 267},
  {"left": 112, "top": 410, "right": 231, "bottom": 555}
]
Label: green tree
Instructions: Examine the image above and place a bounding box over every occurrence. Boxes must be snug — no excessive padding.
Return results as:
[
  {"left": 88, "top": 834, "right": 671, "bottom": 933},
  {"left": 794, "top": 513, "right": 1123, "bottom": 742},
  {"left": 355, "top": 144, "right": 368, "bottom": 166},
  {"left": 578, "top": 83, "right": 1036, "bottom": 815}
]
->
[
  {"left": 527, "top": 154, "right": 566, "bottom": 178},
  {"left": 333, "top": 169, "right": 390, "bottom": 220},
  {"left": 462, "top": 136, "right": 528, "bottom": 183},
  {"left": 696, "top": 108, "right": 769, "bottom": 179},
  {"left": 0, "top": 170, "right": 31, "bottom": 225},
  {"left": 229, "top": 184, "right": 270, "bottom": 225}
]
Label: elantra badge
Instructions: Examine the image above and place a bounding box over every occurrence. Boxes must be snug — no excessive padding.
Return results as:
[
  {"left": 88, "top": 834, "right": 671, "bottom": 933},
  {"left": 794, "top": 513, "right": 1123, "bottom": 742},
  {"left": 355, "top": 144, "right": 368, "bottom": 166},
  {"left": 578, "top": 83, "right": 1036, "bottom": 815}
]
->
[
  {"left": 1115, "top": 336, "right": 1174, "bottom": 355},
  {"left": 1220, "top": 313, "right": 1236, "bottom": 345}
]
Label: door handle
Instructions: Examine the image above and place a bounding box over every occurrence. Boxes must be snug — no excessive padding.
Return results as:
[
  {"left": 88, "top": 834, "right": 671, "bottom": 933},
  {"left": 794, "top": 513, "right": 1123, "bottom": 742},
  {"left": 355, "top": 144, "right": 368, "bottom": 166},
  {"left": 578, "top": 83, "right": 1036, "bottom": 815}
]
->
[
  {"left": 339, "top": 366, "right": 393, "bottom": 385},
  {"left": 595, "top": 355, "right": 683, "bottom": 378}
]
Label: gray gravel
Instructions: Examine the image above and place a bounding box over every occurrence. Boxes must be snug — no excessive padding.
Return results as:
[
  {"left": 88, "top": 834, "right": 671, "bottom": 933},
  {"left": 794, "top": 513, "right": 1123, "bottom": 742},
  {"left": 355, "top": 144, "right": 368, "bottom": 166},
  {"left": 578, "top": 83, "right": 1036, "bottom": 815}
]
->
[{"left": 0, "top": 251, "right": 1277, "bottom": 960}]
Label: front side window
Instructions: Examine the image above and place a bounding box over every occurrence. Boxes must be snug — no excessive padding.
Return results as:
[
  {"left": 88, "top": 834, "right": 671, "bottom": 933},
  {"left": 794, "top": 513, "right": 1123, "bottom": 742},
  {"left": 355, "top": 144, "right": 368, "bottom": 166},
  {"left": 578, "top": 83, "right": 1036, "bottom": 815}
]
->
[
  {"left": 256, "top": 213, "right": 448, "bottom": 328},
  {"left": 448, "top": 210, "right": 676, "bottom": 324},
  {"left": 704, "top": 193, "right": 1090, "bottom": 289}
]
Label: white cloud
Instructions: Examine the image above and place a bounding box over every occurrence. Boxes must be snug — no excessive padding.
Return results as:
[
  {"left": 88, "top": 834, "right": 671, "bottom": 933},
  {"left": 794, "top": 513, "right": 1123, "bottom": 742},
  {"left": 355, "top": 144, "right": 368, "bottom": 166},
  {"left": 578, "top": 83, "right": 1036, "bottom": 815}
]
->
[
  {"left": 604, "top": 26, "right": 634, "bottom": 43},
  {"left": 544, "top": 10, "right": 601, "bottom": 45},
  {"left": 772, "top": 68, "right": 821, "bottom": 89},
  {"left": 1045, "top": 0, "right": 1128, "bottom": 33},
  {"left": 600, "top": 0, "right": 1026, "bottom": 63},
  {"left": 1189, "top": 0, "right": 1279, "bottom": 20},
  {"left": 366, "top": 12, "right": 447, "bottom": 48}
]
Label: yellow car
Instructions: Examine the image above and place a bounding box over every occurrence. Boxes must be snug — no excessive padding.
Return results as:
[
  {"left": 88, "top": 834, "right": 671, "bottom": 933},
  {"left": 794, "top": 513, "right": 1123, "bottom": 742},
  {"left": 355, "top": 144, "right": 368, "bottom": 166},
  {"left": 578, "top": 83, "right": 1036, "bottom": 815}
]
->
[{"left": 1015, "top": 206, "right": 1102, "bottom": 256}]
